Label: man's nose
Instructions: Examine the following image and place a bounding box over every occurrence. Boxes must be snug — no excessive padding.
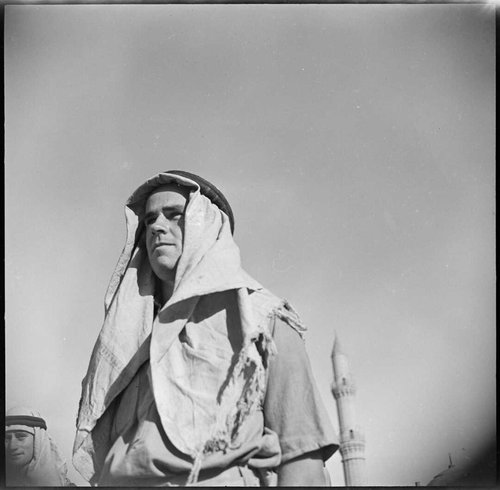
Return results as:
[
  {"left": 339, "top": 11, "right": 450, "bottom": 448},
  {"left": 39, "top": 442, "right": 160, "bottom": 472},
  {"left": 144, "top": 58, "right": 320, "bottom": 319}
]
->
[
  {"left": 150, "top": 216, "right": 169, "bottom": 234},
  {"left": 7, "top": 439, "right": 18, "bottom": 451}
]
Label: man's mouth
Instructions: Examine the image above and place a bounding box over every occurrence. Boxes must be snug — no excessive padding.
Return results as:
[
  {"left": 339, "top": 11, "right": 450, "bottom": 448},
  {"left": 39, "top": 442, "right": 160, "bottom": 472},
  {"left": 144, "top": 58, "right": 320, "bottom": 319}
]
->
[{"left": 154, "top": 243, "right": 174, "bottom": 250}]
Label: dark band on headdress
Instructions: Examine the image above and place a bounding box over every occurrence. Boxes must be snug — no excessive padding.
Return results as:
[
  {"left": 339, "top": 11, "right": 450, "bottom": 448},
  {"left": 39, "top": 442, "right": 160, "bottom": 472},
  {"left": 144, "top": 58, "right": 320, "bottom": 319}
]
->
[
  {"left": 5, "top": 415, "right": 47, "bottom": 430},
  {"left": 165, "top": 170, "right": 235, "bottom": 234}
]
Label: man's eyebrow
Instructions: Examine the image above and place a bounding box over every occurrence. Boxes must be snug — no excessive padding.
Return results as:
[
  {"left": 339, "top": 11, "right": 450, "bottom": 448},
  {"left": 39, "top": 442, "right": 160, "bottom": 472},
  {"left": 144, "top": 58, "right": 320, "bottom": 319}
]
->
[
  {"left": 144, "top": 205, "right": 185, "bottom": 220},
  {"left": 163, "top": 204, "right": 185, "bottom": 212},
  {"left": 10, "top": 430, "right": 30, "bottom": 436}
]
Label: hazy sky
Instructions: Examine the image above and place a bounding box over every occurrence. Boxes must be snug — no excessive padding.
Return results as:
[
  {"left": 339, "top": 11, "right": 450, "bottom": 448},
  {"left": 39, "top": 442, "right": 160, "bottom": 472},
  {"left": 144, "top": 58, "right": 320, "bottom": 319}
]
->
[{"left": 4, "top": 5, "right": 495, "bottom": 486}]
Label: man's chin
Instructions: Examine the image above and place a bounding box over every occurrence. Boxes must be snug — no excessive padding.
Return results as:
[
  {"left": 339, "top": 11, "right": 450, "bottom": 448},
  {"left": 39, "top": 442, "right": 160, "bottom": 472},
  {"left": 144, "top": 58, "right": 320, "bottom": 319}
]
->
[
  {"left": 7, "top": 457, "right": 28, "bottom": 467},
  {"left": 151, "top": 261, "right": 178, "bottom": 282}
]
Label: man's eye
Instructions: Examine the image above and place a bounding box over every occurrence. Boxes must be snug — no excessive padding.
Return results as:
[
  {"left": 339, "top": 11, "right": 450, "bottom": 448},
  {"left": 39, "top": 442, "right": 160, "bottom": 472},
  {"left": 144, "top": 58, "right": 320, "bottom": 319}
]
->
[{"left": 165, "top": 212, "right": 182, "bottom": 222}]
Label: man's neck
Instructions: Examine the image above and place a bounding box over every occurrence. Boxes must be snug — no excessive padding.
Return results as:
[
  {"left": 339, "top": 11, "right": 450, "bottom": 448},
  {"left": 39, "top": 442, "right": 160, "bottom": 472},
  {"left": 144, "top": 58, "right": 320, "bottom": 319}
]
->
[{"left": 161, "top": 278, "right": 175, "bottom": 304}]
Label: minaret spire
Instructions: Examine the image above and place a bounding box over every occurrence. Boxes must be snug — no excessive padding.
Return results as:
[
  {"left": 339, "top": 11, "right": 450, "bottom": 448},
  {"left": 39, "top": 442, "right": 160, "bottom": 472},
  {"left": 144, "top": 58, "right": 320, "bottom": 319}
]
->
[{"left": 331, "top": 332, "right": 366, "bottom": 486}]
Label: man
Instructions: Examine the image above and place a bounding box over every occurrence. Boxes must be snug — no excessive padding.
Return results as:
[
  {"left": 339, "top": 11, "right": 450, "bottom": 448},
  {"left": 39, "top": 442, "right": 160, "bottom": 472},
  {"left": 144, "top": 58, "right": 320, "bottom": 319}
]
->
[
  {"left": 73, "top": 170, "right": 338, "bottom": 486},
  {"left": 5, "top": 406, "right": 72, "bottom": 486}
]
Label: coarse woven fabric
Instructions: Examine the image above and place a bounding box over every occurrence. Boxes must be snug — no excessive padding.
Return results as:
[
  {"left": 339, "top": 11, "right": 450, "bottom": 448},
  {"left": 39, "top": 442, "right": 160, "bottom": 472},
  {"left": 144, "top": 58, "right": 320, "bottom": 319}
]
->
[
  {"left": 73, "top": 171, "right": 280, "bottom": 483},
  {"left": 5, "top": 407, "right": 71, "bottom": 486},
  {"left": 96, "top": 312, "right": 338, "bottom": 486}
]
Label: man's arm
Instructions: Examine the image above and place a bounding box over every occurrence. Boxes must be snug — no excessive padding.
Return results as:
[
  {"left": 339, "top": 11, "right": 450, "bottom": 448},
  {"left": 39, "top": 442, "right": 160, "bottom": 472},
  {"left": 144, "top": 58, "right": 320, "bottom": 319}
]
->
[{"left": 277, "top": 450, "right": 328, "bottom": 486}]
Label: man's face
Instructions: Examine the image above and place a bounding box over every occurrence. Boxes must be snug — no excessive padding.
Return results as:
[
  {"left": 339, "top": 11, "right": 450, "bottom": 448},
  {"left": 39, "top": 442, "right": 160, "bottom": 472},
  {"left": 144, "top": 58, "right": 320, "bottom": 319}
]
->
[
  {"left": 5, "top": 430, "right": 34, "bottom": 467},
  {"left": 145, "top": 185, "right": 188, "bottom": 282}
]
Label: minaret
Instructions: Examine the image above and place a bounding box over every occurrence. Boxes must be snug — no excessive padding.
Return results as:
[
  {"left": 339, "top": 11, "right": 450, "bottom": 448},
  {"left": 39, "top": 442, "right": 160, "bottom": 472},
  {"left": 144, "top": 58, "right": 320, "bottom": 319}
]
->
[{"left": 331, "top": 334, "right": 366, "bottom": 486}]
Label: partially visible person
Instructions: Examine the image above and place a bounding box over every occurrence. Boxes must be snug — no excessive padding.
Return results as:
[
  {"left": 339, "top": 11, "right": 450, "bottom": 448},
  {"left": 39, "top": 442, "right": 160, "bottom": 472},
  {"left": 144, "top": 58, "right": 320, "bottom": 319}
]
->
[{"left": 5, "top": 407, "right": 74, "bottom": 486}]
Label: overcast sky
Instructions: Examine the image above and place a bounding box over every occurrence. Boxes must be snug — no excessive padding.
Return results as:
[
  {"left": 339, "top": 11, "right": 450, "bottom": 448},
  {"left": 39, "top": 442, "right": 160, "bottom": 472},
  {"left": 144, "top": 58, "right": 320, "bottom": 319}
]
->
[{"left": 4, "top": 4, "right": 495, "bottom": 486}]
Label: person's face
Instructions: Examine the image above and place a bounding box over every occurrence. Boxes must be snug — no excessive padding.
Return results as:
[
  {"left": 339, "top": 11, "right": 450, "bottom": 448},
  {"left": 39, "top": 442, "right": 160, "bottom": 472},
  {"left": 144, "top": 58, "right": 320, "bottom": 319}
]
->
[
  {"left": 5, "top": 430, "right": 34, "bottom": 467},
  {"left": 145, "top": 185, "right": 188, "bottom": 282}
]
